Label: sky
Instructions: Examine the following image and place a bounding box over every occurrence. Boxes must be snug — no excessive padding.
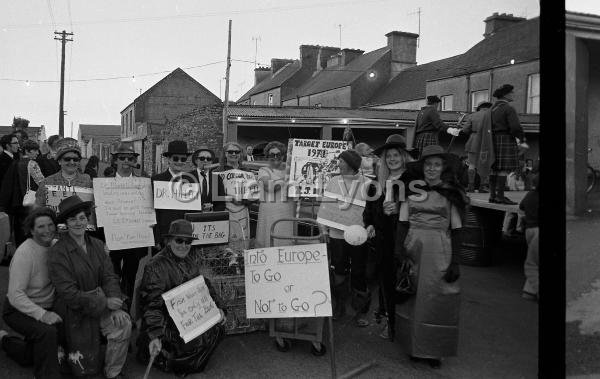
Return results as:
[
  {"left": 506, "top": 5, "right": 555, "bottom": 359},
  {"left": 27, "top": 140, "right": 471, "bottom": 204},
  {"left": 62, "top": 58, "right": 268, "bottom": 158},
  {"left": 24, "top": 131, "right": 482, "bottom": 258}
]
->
[
  {"left": 566, "top": 0, "right": 600, "bottom": 14},
  {"left": 1, "top": 0, "right": 539, "bottom": 138}
]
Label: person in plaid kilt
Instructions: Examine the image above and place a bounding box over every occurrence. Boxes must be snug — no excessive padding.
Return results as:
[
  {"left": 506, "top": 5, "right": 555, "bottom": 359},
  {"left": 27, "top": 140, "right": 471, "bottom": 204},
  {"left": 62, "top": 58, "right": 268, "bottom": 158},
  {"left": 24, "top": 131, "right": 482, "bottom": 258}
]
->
[
  {"left": 488, "top": 84, "right": 529, "bottom": 204},
  {"left": 414, "top": 96, "right": 452, "bottom": 158}
]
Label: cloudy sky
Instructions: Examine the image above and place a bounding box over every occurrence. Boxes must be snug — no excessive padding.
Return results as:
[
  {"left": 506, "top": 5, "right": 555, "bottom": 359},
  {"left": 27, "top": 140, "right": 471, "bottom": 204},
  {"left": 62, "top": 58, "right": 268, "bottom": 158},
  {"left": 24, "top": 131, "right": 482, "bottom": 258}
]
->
[{"left": 1, "top": 0, "right": 539, "bottom": 138}]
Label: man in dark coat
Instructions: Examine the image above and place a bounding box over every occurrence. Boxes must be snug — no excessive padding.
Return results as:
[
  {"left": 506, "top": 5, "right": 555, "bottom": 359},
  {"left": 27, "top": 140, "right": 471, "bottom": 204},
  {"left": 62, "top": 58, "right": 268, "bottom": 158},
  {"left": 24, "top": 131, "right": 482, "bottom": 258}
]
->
[
  {"left": 488, "top": 84, "right": 529, "bottom": 204},
  {"left": 189, "top": 146, "right": 226, "bottom": 212},
  {"left": 0, "top": 133, "right": 20, "bottom": 189},
  {"left": 414, "top": 96, "right": 452, "bottom": 158},
  {"left": 151, "top": 140, "right": 193, "bottom": 247},
  {"left": 37, "top": 135, "right": 62, "bottom": 177}
]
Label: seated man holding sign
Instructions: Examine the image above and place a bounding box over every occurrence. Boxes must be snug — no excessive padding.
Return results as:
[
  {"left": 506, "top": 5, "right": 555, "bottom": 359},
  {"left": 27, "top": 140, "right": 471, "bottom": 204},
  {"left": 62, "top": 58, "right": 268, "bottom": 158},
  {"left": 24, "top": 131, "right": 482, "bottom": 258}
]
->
[{"left": 137, "top": 219, "right": 226, "bottom": 376}]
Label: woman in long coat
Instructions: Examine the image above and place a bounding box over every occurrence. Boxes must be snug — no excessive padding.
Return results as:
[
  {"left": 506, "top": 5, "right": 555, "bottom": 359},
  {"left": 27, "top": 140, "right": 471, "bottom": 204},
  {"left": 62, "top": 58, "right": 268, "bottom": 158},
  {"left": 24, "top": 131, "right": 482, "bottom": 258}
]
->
[{"left": 395, "top": 145, "right": 468, "bottom": 369}]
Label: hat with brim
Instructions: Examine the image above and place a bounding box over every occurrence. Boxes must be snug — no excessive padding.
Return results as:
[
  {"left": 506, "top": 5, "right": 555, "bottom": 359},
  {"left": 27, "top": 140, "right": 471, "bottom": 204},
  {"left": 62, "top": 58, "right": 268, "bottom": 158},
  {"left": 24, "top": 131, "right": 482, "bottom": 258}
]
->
[
  {"left": 406, "top": 145, "right": 461, "bottom": 177},
  {"left": 164, "top": 219, "right": 198, "bottom": 240},
  {"left": 54, "top": 137, "right": 82, "bottom": 161},
  {"left": 111, "top": 141, "right": 139, "bottom": 156},
  {"left": 372, "top": 134, "right": 407, "bottom": 156},
  {"left": 56, "top": 195, "right": 93, "bottom": 223},
  {"left": 475, "top": 101, "right": 493, "bottom": 112},
  {"left": 493, "top": 84, "right": 514, "bottom": 99},
  {"left": 427, "top": 95, "right": 441, "bottom": 104},
  {"left": 162, "top": 140, "right": 192, "bottom": 157}
]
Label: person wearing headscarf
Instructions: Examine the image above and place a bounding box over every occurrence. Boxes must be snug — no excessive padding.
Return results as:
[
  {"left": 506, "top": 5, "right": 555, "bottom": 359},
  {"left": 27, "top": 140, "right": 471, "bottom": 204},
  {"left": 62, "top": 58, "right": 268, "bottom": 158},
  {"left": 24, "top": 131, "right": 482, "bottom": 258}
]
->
[
  {"left": 395, "top": 145, "right": 468, "bottom": 369},
  {"left": 137, "top": 219, "right": 226, "bottom": 376},
  {"left": 363, "top": 135, "right": 414, "bottom": 341},
  {"left": 48, "top": 195, "right": 131, "bottom": 378}
]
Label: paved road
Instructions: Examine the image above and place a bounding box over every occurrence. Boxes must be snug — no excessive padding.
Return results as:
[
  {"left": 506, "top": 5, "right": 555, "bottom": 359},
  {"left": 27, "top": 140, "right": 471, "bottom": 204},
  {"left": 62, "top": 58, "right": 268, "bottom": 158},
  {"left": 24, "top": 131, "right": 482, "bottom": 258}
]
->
[{"left": 0, "top": 243, "right": 537, "bottom": 378}]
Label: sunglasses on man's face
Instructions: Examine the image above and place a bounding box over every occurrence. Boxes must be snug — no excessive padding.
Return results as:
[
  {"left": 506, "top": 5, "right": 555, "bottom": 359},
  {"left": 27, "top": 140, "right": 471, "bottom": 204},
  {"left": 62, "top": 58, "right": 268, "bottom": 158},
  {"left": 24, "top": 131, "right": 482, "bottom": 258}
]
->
[
  {"left": 117, "top": 156, "right": 136, "bottom": 162},
  {"left": 62, "top": 157, "right": 81, "bottom": 162},
  {"left": 171, "top": 156, "right": 188, "bottom": 163},
  {"left": 268, "top": 153, "right": 282, "bottom": 159},
  {"left": 174, "top": 238, "right": 193, "bottom": 245},
  {"left": 226, "top": 150, "right": 240, "bottom": 155},
  {"left": 196, "top": 156, "right": 212, "bottom": 161}
]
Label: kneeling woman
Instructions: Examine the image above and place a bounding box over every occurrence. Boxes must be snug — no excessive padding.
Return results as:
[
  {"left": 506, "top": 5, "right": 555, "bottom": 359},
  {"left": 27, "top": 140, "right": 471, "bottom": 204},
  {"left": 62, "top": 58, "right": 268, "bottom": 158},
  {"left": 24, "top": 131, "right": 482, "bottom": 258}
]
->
[
  {"left": 396, "top": 145, "right": 468, "bottom": 369},
  {"left": 137, "top": 219, "right": 226, "bottom": 376}
]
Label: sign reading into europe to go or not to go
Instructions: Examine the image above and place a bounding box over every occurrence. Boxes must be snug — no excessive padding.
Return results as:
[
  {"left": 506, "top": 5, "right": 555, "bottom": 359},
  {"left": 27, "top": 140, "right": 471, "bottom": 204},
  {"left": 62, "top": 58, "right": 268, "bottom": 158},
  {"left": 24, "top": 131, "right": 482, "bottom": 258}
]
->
[{"left": 244, "top": 243, "right": 332, "bottom": 319}]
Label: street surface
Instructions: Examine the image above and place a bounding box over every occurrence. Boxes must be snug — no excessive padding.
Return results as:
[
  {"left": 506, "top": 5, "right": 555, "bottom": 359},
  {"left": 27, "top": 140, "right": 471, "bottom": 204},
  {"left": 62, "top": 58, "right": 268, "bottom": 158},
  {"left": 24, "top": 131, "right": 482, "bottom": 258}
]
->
[{"left": 0, "top": 241, "right": 538, "bottom": 378}]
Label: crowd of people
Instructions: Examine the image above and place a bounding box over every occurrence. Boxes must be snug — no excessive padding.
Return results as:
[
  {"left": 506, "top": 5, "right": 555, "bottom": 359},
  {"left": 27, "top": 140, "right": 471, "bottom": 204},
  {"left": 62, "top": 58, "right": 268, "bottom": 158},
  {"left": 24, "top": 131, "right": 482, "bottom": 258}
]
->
[{"left": 0, "top": 83, "right": 539, "bottom": 377}]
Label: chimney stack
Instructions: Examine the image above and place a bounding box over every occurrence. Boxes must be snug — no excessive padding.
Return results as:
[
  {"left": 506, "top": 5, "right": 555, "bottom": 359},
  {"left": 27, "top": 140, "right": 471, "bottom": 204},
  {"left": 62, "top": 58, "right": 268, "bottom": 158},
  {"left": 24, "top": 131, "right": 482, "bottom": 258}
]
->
[
  {"left": 317, "top": 46, "right": 341, "bottom": 70},
  {"left": 299, "top": 45, "right": 320, "bottom": 70},
  {"left": 271, "top": 58, "right": 294, "bottom": 75},
  {"left": 340, "top": 48, "right": 364, "bottom": 66},
  {"left": 254, "top": 66, "right": 271, "bottom": 85},
  {"left": 386, "top": 31, "right": 418, "bottom": 79},
  {"left": 483, "top": 13, "right": 525, "bottom": 38}
]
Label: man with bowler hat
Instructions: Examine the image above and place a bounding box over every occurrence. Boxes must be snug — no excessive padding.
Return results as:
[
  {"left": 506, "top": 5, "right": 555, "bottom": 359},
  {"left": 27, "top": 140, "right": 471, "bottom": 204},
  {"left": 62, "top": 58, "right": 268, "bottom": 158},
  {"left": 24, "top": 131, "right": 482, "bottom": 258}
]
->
[
  {"left": 414, "top": 95, "right": 453, "bottom": 158},
  {"left": 151, "top": 140, "right": 193, "bottom": 248},
  {"left": 189, "top": 146, "right": 225, "bottom": 212}
]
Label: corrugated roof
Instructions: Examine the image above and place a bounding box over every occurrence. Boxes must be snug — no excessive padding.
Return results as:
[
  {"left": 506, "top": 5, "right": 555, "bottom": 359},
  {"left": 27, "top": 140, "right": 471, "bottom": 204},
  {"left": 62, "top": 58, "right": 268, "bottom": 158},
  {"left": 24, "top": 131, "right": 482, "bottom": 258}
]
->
[
  {"left": 237, "top": 61, "right": 301, "bottom": 102},
  {"left": 282, "top": 47, "right": 390, "bottom": 101},
  {"left": 366, "top": 55, "right": 462, "bottom": 106}
]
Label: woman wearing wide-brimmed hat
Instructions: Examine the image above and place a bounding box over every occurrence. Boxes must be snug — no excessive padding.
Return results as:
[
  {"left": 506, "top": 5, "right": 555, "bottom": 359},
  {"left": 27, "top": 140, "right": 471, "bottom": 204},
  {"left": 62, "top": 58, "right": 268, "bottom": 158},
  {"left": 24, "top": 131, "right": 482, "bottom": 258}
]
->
[
  {"left": 395, "top": 145, "right": 468, "bottom": 369},
  {"left": 48, "top": 195, "right": 131, "bottom": 378},
  {"left": 137, "top": 219, "right": 226, "bottom": 376},
  {"left": 363, "top": 134, "right": 414, "bottom": 341}
]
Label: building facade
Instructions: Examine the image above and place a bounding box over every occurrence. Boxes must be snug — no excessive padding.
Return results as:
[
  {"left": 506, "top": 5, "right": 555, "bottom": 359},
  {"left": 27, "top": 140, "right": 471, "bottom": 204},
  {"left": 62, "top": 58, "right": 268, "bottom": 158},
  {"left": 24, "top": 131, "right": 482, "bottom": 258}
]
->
[{"left": 77, "top": 124, "right": 121, "bottom": 161}]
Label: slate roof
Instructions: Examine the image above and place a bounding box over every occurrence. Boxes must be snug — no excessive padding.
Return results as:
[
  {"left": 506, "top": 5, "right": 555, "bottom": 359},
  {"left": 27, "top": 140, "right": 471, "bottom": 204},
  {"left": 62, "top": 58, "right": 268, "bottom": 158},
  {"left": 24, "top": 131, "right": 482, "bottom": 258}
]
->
[
  {"left": 0, "top": 126, "right": 43, "bottom": 136},
  {"left": 79, "top": 124, "right": 121, "bottom": 143},
  {"left": 282, "top": 47, "right": 390, "bottom": 101},
  {"left": 366, "top": 17, "right": 539, "bottom": 107},
  {"left": 237, "top": 61, "right": 301, "bottom": 102}
]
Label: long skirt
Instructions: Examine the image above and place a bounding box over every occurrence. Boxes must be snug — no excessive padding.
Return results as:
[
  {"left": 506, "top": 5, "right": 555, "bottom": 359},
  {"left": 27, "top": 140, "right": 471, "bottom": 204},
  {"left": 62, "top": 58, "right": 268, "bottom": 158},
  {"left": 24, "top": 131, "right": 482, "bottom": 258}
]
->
[{"left": 396, "top": 227, "right": 460, "bottom": 359}]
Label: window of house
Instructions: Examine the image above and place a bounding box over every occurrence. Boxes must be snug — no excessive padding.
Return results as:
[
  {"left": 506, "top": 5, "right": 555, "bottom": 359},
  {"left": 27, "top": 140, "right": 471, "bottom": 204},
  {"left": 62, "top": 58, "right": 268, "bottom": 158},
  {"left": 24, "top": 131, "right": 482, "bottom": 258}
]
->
[
  {"left": 440, "top": 95, "right": 453, "bottom": 111},
  {"left": 471, "top": 90, "right": 489, "bottom": 112},
  {"left": 527, "top": 73, "right": 540, "bottom": 114},
  {"left": 268, "top": 93, "right": 273, "bottom": 106}
]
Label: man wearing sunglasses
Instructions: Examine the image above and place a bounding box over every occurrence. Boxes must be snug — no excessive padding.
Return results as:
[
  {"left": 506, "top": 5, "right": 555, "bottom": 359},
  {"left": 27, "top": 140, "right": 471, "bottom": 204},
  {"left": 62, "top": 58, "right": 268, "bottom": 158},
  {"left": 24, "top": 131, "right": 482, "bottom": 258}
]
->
[
  {"left": 35, "top": 138, "right": 93, "bottom": 208},
  {"left": 151, "top": 140, "right": 193, "bottom": 249},
  {"left": 189, "top": 147, "right": 226, "bottom": 212}
]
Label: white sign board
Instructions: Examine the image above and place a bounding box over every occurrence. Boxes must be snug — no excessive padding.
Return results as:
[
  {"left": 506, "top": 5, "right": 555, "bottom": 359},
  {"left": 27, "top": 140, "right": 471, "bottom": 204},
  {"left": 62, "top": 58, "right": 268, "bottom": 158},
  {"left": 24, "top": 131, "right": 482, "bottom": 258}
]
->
[
  {"left": 104, "top": 226, "right": 155, "bottom": 250},
  {"left": 161, "top": 276, "right": 222, "bottom": 343},
  {"left": 244, "top": 243, "right": 332, "bottom": 319},
  {"left": 287, "top": 139, "right": 349, "bottom": 197},
  {"left": 214, "top": 169, "right": 259, "bottom": 200},
  {"left": 185, "top": 211, "right": 230, "bottom": 246},
  {"left": 45, "top": 185, "right": 96, "bottom": 230},
  {"left": 92, "top": 177, "right": 156, "bottom": 227},
  {"left": 153, "top": 180, "right": 202, "bottom": 210}
]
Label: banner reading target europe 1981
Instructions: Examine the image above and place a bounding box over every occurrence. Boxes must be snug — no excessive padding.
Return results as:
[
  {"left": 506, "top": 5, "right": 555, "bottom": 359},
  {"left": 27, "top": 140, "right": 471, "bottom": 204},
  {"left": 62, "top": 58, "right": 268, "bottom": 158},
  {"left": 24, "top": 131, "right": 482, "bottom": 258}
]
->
[{"left": 287, "top": 138, "right": 350, "bottom": 197}]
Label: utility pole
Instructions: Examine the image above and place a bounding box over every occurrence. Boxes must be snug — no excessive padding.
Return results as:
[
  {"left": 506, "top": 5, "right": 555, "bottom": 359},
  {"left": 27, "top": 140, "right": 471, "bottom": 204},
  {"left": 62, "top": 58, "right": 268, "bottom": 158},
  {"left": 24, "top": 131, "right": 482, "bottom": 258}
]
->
[
  {"left": 54, "top": 30, "right": 73, "bottom": 137},
  {"left": 338, "top": 24, "right": 342, "bottom": 50},
  {"left": 408, "top": 7, "right": 421, "bottom": 47},
  {"left": 70, "top": 121, "right": 73, "bottom": 139},
  {"left": 223, "top": 20, "right": 232, "bottom": 142},
  {"left": 252, "top": 36, "right": 261, "bottom": 68}
]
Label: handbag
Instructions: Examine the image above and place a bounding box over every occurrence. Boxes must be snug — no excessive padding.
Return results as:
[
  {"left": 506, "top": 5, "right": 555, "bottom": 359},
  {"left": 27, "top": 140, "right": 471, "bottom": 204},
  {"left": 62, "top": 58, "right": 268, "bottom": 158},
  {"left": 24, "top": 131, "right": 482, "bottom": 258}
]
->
[
  {"left": 394, "top": 258, "right": 416, "bottom": 296},
  {"left": 22, "top": 163, "right": 36, "bottom": 207}
]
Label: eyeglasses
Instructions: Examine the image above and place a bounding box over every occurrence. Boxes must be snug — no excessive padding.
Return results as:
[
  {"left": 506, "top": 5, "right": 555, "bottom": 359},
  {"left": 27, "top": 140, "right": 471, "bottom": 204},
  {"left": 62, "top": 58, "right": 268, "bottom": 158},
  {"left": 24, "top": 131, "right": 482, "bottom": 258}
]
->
[
  {"left": 226, "top": 150, "right": 240, "bottom": 155},
  {"left": 9, "top": 142, "right": 19, "bottom": 145},
  {"left": 171, "top": 156, "right": 188, "bottom": 163},
  {"left": 196, "top": 156, "right": 212, "bottom": 161},
  {"left": 174, "top": 238, "right": 193, "bottom": 245},
  {"left": 117, "top": 156, "right": 136, "bottom": 162},
  {"left": 62, "top": 157, "right": 81, "bottom": 162},
  {"left": 268, "top": 153, "right": 282, "bottom": 159}
]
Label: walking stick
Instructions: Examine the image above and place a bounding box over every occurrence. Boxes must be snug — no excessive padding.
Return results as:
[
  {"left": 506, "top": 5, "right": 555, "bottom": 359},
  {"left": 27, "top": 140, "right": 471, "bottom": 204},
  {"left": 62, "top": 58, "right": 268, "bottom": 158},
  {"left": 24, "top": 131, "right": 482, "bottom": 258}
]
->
[
  {"left": 446, "top": 112, "right": 467, "bottom": 153},
  {"left": 142, "top": 351, "right": 157, "bottom": 379}
]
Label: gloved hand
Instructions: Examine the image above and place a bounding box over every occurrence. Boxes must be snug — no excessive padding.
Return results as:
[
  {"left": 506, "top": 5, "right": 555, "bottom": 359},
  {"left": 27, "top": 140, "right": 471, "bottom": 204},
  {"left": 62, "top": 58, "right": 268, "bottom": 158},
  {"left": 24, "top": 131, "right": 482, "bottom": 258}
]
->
[
  {"left": 446, "top": 127, "right": 461, "bottom": 137},
  {"left": 443, "top": 263, "right": 460, "bottom": 283}
]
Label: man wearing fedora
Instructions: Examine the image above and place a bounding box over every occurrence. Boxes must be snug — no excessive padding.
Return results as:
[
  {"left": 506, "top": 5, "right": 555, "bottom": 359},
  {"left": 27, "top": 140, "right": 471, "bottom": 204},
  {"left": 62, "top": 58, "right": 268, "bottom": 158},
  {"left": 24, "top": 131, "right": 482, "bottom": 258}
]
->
[
  {"left": 486, "top": 84, "right": 529, "bottom": 204},
  {"left": 151, "top": 140, "right": 193, "bottom": 247},
  {"left": 189, "top": 146, "right": 225, "bottom": 212},
  {"left": 103, "top": 141, "right": 149, "bottom": 299},
  {"left": 414, "top": 95, "right": 452, "bottom": 158}
]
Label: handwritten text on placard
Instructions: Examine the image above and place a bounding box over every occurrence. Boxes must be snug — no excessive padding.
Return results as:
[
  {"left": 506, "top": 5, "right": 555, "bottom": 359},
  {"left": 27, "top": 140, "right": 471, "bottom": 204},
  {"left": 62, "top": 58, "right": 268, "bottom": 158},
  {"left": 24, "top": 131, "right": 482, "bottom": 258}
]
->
[
  {"left": 153, "top": 181, "right": 202, "bottom": 210},
  {"left": 93, "top": 178, "right": 156, "bottom": 227},
  {"left": 244, "top": 243, "right": 332, "bottom": 319}
]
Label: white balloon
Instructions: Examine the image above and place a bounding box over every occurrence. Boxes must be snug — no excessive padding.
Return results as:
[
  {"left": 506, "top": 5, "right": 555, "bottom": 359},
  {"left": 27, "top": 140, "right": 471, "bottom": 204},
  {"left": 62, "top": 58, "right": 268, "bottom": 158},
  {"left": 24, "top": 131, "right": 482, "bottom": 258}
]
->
[{"left": 344, "top": 225, "right": 368, "bottom": 246}]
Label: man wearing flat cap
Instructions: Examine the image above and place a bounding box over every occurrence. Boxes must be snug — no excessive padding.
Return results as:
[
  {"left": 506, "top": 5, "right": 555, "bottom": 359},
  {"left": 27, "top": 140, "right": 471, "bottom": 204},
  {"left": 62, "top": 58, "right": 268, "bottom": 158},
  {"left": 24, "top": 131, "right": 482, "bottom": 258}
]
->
[
  {"left": 151, "top": 140, "right": 193, "bottom": 248},
  {"left": 414, "top": 95, "right": 452, "bottom": 158},
  {"left": 189, "top": 146, "right": 225, "bottom": 212}
]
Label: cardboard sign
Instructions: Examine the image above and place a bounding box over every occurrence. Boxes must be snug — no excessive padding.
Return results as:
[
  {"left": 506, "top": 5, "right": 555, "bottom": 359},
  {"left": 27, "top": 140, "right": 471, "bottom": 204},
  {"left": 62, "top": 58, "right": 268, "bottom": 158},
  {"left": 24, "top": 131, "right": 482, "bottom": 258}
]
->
[
  {"left": 185, "top": 212, "right": 230, "bottom": 246},
  {"left": 104, "top": 226, "right": 155, "bottom": 250},
  {"left": 161, "top": 275, "right": 222, "bottom": 343},
  {"left": 45, "top": 185, "right": 96, "bottom": 230},
  {"left": 316, "top": 192, "right": 365, "bottom": 231},
  {"left": 287, "top": 139, "right": 350, "bottom": 198},
  {"left": 153, "top": 180, "right": 202, "bottom": 210},
  {"left": 244, "top": 243, "right": 332, "bottom": 319},
  {"left": 214, "top": 169, "right": 259, "bottom": 200},
  {"left": 92, "top": 177, "right": 156, "bottom": 228}
]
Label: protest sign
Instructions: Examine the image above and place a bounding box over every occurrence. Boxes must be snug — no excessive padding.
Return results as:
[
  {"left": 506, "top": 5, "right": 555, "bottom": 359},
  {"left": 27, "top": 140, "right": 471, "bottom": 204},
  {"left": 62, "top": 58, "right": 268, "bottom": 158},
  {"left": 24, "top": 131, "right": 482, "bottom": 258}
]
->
[
  {"left": 161, "top": 275, "right": 222, "bottom": 343},
  {"left": 214, "top": 169, "right": 259, "bottom": 200},
  {"left": 287, "top": 139, "right": 349, "bottom": 198},
  {"left": 92, "top": 177, "right": 156, "bottom": 227},
  {"left": 45, "top": 185, "right": 96, "bottom": 230},
  {"left": 316, "top": 191, "right": 365, "bottom": 231},
  {"left": 185, "top": 212, "right": 229, "bottom": 246},
  {"left": 153, "top": 180, "right": 202, "bottom": 210},
  {"left": 244, "top": 243, "right": 332, "bottom": 319},
  {"left": 104, "top": 226, "right": 155, "bottom": 250}
]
